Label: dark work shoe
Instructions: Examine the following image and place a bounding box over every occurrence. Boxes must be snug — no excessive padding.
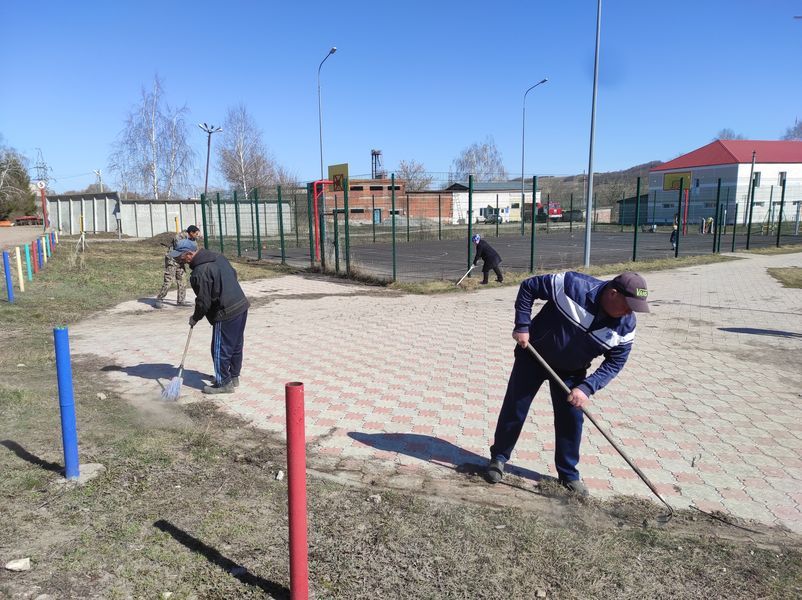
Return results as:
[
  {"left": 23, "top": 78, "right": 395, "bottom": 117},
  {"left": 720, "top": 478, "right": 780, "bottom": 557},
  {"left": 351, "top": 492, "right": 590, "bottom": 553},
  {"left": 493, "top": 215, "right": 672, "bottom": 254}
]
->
[
  {"left": 485, "top": 459, "right": 505, "bottom": 484},
  {"left": 154, "top": 300, "right": 164, "bottom": 309},
  {"left": 232, "top": 376, "right": 240, "bottom": 388},
  {"left": 560, "top": 478, "right": 589, "bottom": 497},
  {"left": 496, "top": 278, "right": 504, "bottom": 283},
  {"left": 203, "top": 382, "right": 235, "bottom": 395},
  {"left": 480, "top": 281, "right": 489, "bottom": 285}
]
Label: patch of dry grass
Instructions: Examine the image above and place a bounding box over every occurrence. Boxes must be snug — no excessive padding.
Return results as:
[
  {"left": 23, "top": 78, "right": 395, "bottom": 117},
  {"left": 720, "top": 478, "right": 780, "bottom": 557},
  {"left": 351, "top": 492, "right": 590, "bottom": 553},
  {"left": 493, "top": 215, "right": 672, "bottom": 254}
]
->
[{"left": 768, "top": 266, "right": 802, "bottom": 289}]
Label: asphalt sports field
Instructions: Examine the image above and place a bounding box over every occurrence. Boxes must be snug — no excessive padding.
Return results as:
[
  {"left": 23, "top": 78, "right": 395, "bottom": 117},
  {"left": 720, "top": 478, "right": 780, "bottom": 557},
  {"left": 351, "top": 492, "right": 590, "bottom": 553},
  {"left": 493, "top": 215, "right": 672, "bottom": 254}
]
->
[{"left": 245, "top": 226, "right": 798, "bottom": 281}]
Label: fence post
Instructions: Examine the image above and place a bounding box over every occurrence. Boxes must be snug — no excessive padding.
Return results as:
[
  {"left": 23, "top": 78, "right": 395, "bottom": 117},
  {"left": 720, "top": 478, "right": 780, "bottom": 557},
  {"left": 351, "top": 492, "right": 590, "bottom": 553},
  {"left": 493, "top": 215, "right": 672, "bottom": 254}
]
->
[
  {"left": 529, "top": 176, "right": 537, "bottom": 273},
  {"left": 570, "top": 193, "right": 574, "bottom": 233},
  {"left": 234, "top": 191, "right": 242, "bottom": 257},
  {"left": 285, "top": 382, "right": 309, "bottom": 600},
  {"left": 343, "top": 179, "right": 350, "bottom": 276},
  {"left": 391, "top": 174, "right": 397, "bottom": 281},
  {"left": 306, "top": 184, "right": 315, "bottom": 268},
  {"left": 437, "top": 194, "right": 442, "bottom": 241},
  {"left": 776, "top": 179, "right": 786, "bottom": 248},
  {"left": 14, "top": 247, "right": 24, "bottom": 292},
  {"left": 278, "top": 186, "right": 287, "bottom": 265},
  {"left": 293, "top": 192, "right": 300, "bottom": 247},
  {"left": 713, "top": 179, "right": 722, "bottom": 253},
  {"left": 250, "top": 191, "right": 256, "bottom": 249},
  {"left": 467, "top": 175, "right": 474, "bottom": 271},
  {"left": 333, "top": 194, "right": 340, "bottom": 274},
  {"left": 216, "top": 193, "right": 224, "bottom": 254},
  {"left": 3, "top": 251, "right": 14, "bottom": 303},
  {"left": 731, "top": 204, "right": 738, "bottom": 252},
  {"left": 254, "top": 189, "right": 262, "bottom": 260},
  {"left": 746, "top": 174, "right": 756, "bottom": 249},
  {"left": 53, "top": 327, "right": 80, "bottom": 480},
  {"left": 675, "top": 179, "right": 683, "bottom": 258},
  {"left": 372, "top": 195, "right": 376, "bottom": 243},
  {"left": 632, "top": 177, "right": 641, "bottom": 262},
  {"left": 496, "top": 194, "right": 501, "bottom": 237},
  {"left": 24, "top": 244, "right": 32, "bottom": 281},
  {"left": 200, "top": 194, "right": 209, "bottom": 249},
  {"left": 546, "top": 192, "right": 551, "bottom": 233}
]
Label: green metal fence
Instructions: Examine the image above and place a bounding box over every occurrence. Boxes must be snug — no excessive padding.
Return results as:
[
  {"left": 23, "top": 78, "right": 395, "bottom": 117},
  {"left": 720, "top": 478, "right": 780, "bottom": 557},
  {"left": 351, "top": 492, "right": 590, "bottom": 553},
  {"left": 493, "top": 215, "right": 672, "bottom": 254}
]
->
[{"left": 197, "top": 174, "right": 802, "bottom": 283}]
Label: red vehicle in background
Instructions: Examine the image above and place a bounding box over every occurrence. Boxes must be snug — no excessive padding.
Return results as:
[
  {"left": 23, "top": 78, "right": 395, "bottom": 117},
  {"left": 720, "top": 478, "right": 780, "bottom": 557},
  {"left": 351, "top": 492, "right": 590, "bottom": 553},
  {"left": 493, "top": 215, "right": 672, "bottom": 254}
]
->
[{"left": 525, "top": 200, "right": 563, "bottom": 222}]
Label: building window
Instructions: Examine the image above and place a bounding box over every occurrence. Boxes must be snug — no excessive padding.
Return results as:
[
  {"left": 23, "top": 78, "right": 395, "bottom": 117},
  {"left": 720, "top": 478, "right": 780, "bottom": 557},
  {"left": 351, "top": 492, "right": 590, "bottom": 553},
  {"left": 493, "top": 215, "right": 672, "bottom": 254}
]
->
[
  {"left": 349, "top": 185, "right": 364, "bottom": 191},
  {"left": 704, "top": 202, "right": 716, "bottom": 208},
  {"left": 350, "top": 208, "right": 365, "bottom": 214},
  {"left": 369, "top": 185, "right": 383, "bottom": 191},
  {"left": 390, "top": 209, "right": 402, "bottom": 215},
  {"left": 662, "top": 203, "right": 674, "bottom": 208},
  {"left": 388, "top": 185, "right": 401, "bottom": 190},
  {"left": 695, "top": 178, "right": 700, "bottom": 188},
  {"left": 753, "top": 202, "right": 765, "bottom": 207},
  {"left": 753, "top": 172, "right": 761, "bottom": 187},
  {"left": 511, "top": 202, "right": 520, "bottom": 209},
  {"left": 779, "top": 172, "right": 787, "bottom": 186}
]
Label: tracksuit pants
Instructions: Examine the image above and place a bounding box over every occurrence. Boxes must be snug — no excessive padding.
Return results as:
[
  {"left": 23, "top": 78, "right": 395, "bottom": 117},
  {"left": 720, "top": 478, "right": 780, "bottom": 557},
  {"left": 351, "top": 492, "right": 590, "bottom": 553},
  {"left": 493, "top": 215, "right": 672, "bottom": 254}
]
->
[
  {"left": 211, "top": 310, "right": 248, "bottom": 386},
  {"left": 490, "top": 345, "right": 586, "bottom": 481}
]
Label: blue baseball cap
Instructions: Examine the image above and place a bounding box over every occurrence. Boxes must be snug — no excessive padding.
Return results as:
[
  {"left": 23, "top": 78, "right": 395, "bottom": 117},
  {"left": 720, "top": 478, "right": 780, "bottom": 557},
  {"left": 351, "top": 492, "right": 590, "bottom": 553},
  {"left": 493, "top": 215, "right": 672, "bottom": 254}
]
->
[{"left": 167, "top": 239, "right": 198, "bottom": 258}]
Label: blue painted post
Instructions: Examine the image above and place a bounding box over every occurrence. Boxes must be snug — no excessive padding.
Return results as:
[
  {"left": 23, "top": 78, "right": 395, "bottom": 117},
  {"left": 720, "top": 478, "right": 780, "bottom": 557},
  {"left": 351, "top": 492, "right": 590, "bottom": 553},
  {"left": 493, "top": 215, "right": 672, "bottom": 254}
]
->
[
  {"left": 3, "top": 251, "right": 14, "bottom": 303},
  {"left": 24, "top": 244, "right": 33, "bottom": 281},
  {"left": 37, "top": 239, "right": 44, "bottom": 269},
  {"left": 53, "top": 327, "right": 80, "bottom": 479}
]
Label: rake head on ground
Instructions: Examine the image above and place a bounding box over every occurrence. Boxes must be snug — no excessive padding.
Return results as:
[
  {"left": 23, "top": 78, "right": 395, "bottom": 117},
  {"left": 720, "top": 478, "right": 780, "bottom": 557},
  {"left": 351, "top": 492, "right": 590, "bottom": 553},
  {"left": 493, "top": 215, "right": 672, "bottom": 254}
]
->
[{"left": 161, "top": 376, "right": 183, "bottom": 401}]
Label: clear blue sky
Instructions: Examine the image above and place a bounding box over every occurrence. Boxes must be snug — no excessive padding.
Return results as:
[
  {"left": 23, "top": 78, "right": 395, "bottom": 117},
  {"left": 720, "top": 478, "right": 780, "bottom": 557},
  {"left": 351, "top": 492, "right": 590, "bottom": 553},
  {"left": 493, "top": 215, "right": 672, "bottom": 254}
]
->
[{"left": 2, "top": 0, "right": 800, "bottom": 193}]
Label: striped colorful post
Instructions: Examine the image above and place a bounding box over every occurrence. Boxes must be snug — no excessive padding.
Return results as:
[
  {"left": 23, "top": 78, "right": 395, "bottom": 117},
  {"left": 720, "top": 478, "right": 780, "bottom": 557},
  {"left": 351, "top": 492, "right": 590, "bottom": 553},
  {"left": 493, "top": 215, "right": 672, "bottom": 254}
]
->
[
  {"left": 14, "top": 247, "right": 24, "bottom": 292},
  {"left": 24, "top": 244, "right": 32, "bottom": 281},
  {"left": 3, "top": 251, "right": 14, "bottom": 303}
]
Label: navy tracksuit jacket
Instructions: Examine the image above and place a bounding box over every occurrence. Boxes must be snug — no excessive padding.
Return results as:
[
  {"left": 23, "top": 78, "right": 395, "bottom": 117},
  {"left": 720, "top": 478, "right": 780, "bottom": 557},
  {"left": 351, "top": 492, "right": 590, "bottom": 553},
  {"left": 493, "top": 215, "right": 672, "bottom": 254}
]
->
[{"left": 490, "top": 271, "right": 636, "bottom": 481}]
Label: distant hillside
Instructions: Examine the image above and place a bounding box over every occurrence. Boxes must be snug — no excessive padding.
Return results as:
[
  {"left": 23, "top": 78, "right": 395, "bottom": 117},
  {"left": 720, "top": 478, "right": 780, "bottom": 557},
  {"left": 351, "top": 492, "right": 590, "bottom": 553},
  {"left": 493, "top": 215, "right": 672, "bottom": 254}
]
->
[{"left": 536, "top": 161, "right": 663, "bottom": 207}]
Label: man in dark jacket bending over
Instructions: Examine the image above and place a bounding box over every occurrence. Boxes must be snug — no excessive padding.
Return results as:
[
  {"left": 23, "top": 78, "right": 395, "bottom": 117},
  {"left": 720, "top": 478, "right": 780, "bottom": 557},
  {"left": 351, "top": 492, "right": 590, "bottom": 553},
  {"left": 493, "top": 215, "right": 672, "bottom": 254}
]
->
[
  {"left": 472, "top": 234, "right": 503, "bottom": 284},
  {"left": 170, "top": 241, "right": 251, "bottom": 394},
  {"left": 486, "top": 271, "right": 650, "bottom": 495}
]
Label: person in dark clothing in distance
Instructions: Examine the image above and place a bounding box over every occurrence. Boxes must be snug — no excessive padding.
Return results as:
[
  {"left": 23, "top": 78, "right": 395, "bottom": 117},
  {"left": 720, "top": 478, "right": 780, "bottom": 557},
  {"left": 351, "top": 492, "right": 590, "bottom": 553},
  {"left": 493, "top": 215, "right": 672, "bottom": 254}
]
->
[
  {"left": 472, "top": 234, "right": 503, "bottom": 284},
  {"left": 170, "top": 242, "right": 250, "bottom": 395}
]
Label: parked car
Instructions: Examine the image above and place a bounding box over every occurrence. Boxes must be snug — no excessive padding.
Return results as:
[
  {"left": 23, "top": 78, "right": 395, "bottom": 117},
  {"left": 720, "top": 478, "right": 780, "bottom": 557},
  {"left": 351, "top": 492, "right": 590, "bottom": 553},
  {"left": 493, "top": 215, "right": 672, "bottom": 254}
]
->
[{"left": 484, "top": 214, "right": 503, "bottom": 224}]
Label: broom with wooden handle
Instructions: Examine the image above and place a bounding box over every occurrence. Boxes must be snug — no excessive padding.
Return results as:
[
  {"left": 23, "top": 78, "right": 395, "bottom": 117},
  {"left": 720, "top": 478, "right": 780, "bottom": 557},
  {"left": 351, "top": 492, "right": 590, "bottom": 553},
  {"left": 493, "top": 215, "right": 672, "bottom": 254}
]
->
[{"left": 161, "top": 326, "right": 194, "bottom": 401}]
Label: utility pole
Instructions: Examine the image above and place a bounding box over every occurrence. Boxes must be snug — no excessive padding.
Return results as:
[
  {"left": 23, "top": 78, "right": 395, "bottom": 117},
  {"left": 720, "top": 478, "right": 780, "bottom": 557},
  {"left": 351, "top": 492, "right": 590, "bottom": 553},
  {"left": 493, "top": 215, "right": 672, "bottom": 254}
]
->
[{"left": 94, "top": 169, "right": 104, "bottom": 193}]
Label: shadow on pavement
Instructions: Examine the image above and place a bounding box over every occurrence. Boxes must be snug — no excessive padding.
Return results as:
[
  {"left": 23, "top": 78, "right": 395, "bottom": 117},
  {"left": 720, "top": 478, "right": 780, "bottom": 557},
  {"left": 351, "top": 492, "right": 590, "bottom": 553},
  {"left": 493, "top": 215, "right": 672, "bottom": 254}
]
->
[
  {"left": 153, "top": 520, "right": 289, "bottom": 598},
  {"left": 0, "top": 440, "right": 63, "bottom": 473},
  {"left": 347, "top": 432, "right": 547, "bottom": 483},
  {"left": 101, "top": 363, "right": 209, "bottom": 391},
  {"left": 719, "top": 327, "right": 802, "bottom": 339}
]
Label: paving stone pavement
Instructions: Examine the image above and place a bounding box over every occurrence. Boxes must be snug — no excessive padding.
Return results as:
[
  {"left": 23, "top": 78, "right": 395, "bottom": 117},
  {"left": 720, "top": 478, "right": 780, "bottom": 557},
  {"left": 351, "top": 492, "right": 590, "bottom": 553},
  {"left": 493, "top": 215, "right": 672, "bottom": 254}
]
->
[{"left": 70, "top": 252, "right": 802, "bottom": 532}]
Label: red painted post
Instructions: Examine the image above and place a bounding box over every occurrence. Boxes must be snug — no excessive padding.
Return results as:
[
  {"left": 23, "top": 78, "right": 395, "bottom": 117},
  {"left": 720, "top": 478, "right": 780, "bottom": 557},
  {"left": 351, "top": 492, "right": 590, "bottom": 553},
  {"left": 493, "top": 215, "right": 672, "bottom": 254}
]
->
[
  {"left": 285, "top": 382, "right": 309, "bottom": 599},
  {"left": 32, "top": 242, "right": 39, "bottom": 273}
]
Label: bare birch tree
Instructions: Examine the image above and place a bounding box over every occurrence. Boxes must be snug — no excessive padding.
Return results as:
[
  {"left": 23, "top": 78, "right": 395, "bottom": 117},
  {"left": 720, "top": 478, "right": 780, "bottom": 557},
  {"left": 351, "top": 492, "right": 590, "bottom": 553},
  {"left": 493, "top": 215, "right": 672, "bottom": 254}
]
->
[
  {"left": 109, "top": 75, "right": 194, "bottom": 200},
  {"left": 217, "top": 104, "right": 274, "bottom": 197},
  {"left": 0, "top": 143, "right": 35, "bottom": 219},
  {"left": 396, "top": 159, "right": 433, "bottom": 191},
  {"left": 450, "top": 137, "right": 508, "bottom": 182}
]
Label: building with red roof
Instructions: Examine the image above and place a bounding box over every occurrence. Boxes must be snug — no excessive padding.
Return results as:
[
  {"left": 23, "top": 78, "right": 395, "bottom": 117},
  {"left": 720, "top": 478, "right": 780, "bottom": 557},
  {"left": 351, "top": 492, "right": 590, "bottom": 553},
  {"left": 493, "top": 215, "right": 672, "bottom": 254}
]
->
[{"left": 646, "top": 140, "right": 802, "bottom": 227}]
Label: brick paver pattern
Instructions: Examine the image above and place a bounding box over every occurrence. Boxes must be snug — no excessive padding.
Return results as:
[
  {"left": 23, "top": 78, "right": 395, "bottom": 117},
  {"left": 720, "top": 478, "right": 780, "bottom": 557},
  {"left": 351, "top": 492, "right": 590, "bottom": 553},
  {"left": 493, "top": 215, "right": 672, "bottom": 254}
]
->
[{"left": 72, "top": 252, "right": 802, "bottom": 532}]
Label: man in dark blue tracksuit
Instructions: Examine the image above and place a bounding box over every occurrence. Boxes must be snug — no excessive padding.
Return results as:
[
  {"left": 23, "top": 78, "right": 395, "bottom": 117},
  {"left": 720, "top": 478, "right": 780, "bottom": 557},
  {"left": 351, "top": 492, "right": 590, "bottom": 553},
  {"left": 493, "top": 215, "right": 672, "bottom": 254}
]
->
[
  {"left": 171, "top": 243, "right": 250, "bottom": 395},
  {"left": 486, "top": 271, "right": 650, "bottom": 495}
]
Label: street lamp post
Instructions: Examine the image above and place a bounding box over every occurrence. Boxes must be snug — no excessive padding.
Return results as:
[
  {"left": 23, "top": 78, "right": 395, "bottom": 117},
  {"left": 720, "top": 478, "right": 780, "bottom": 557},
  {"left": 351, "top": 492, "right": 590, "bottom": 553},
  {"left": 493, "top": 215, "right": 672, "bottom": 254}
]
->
[
  {"left": 199, "top": 122, "right": 222, "bottom": 235},
  {"left": 583, "top": 0, "right": 602, "bottom": 267},
  {"left": 521, "top": 78, "right": 548, "bottom": 236},
  {"left": 317, "top": 47, "right": 337, "bottom": 179}
]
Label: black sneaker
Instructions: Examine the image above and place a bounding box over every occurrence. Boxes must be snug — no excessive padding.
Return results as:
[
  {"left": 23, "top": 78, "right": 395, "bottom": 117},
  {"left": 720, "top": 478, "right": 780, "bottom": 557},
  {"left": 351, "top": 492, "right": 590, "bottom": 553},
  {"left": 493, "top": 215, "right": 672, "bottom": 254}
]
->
[
  {"left": 480, "top": 281, "right": 489, "bottom": 285},
  {"left": 485, "top": 458, "right": 505, "bottom": 483},
  {"left": 232, "top": 376, "right": 240, "bottom": 388},
  {"left": 203, "top": 382, "right": 235, "bottom": 395},
  {"left": 559, "top": 478, "right": 589, "bottom": 497}
]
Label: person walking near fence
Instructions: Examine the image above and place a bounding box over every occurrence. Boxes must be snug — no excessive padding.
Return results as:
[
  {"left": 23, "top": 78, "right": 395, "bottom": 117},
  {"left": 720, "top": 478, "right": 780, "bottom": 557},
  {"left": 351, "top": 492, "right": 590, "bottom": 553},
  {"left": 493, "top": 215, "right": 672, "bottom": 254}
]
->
[
  {"left": 171, "top": 242, "right": 250, "bottom": 395},
  {"left": 485, "top": 271, "right": 650, "bottom": 496},
  {"left": 155, "top": 225, "right": 201, "bottom": 309},
  {"left": 472, "top": 234, "right": 503, "bottom": 284}
]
